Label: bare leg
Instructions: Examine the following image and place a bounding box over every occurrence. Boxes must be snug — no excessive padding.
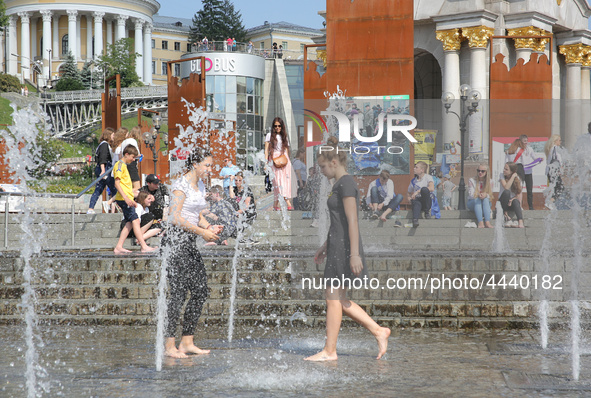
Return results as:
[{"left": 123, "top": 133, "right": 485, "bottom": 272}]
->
[
  {"left": 164, "top": 337, "right": 188, "bottom": 359},
  {"left": 114, "top": 222, "right": 133, "bottom": 254},
  {"left": 143, "top": 228, "right": 161, "bottom": 241},
  {"left": 342, "top": 299, "right": 391, "bottom": 360},
  {"left": 178, "top": 335, "right": 210, "bottom": 355},
  {"left": 285, "top": 198, "right": 292, "bottom": 208},
  {"left": 304, "top": 296, "right": 342, "bottom": 361},
  {"left": 379, "top": 208, "right": 392, "bottom": 222},
  {"left": 131, "top": 219, "right": 157, "bottom": 252}
]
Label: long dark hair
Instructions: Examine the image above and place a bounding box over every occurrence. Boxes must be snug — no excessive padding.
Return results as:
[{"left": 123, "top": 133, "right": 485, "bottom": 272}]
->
[
  {"left": 268, "top": 117, "right": 289, "bottom": 159},
  {"left": 504, "top": 162, "right": 522, "bottom": 194},
  {"left": 185, "top": 147, "right": 212, "bottom": 172}
]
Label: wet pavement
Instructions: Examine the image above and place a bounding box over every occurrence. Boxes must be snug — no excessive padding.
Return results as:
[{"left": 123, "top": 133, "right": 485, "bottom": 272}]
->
[{"left": 1, "top": 325, "right": 591, "bottom": 397}]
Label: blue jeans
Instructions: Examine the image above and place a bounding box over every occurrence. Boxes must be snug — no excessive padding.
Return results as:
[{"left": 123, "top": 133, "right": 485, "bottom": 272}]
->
[
  {"left": 467, "top": 197, "right": 491, "bottom": 223},
  {"left": 370, "top": 186, "right": 403, "bottom": 212},
  {"left": 88, "top": 164, "right": 115, "bottom": 210}
]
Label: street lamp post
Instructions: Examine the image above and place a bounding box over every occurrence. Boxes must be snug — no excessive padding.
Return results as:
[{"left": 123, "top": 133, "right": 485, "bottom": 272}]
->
[
  {"left": 47, "top": 48, "right": 52, "bottom": 84},
  {"left": 441, "top": 84, "right": 481, "bottom": 211},
  {"left": 142, "top": 114, "right": 164, "bottom": 174}
]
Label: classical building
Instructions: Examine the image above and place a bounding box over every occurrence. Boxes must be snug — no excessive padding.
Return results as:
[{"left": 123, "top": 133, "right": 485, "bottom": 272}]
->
[{"left": 246, "top": 21, "right": 322, "bottom": 60}]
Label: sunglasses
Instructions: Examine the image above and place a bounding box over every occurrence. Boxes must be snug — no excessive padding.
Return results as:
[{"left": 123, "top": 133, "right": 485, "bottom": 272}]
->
[
  {"left": 273, "top": 125, "right": 281, "bottom": 127},
  {"left": 477, "top": 170, "right": 487, "bottom": 173}
]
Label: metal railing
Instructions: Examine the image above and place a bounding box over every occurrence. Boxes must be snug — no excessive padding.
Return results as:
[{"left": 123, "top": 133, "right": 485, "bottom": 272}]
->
[
  {"left": 46, "top": 85, "right": 168, "bottom": 103},
  {"left": 189, "top": 41, "right": 313, "bottom": 60},
  {"left": 1, "top": 164, "right": 114, "bottom": 248}
]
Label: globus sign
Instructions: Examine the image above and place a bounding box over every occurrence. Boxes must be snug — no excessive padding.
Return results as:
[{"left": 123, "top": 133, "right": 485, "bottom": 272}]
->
[{"left": 190, "top": 57, "right": 236, "bottom": 74}]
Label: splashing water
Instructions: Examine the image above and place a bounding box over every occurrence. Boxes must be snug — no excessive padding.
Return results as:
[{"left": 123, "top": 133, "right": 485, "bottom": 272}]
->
[
  {"left": 491, "top": 201, "right": 511, "bottom": 253},
  {"left": 3, "top": 104, "right": 51, "bottom": 396}
]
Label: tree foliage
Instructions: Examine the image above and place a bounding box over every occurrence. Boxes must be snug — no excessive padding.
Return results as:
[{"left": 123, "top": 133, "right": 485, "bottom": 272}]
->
[
  {"left": 96, "top": 38, "right": 142, "bottom": 88},
  {"left": 80, "top": 61, "right": 101, "bottom": 90},
  {"left": 189, "top": 0, "right": 246, "bottom": 44},
  {"left": 0, "top": 0, "right": 9, "bottom": 29},
  {"left": 0, "top": 73, "right": 21, "bottom": 92},
  {"left": 55, "top": 77, "right": 85, "bottom": 91},
  {"left": 60, "top": 52, "right": 81, "bottom": 81}
]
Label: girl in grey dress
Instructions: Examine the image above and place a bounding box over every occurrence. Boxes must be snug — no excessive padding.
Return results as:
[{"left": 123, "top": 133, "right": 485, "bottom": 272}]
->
[{"left": 305, "top": 141, "right": 391, "bottom": 362}]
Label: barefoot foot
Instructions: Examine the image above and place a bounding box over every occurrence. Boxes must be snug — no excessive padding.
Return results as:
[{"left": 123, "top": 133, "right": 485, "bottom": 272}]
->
[
  {"left": 165, "top": 347, "right": 188, "bottom": 359},
  {"left": 477, "top": 221, "right": 485, "bottom": 228},
  {"left": 114, "top": 247, "right": 132, "bottom": 255},
  {"left": 485, "top": 221, "right": 493, "bottom": 228},
  {"left": 304, "top": 349, "right": 337, "bottom": 361},
  {"left": 141, "top": 246, "right": 158, "bottom": 253},
  {"left": 375, "top": 327, "right": 391, "bottom": 360},
  {"left": 178, "top": 342, "right": 210, "bottom": 355}
]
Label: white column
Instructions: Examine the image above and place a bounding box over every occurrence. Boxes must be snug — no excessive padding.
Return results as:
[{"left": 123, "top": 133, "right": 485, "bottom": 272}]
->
[
  {"left": 582, "top": 65, "right": 591, "bottom": 144},
  {"left": 85, "top": 15, "right": 92, "bottom": 60},
  {"left": 31, "top": 17, "right": 37, "bottom": 60},
  {"left": 565, "top": 62, "right": 582, "bottom": 149},
  {"left": 442, "top": 49, "right": 461, "bottom": 147},
  {"left": 143, "top": 23, "right": 152, "bottom": 85},
  {"left": 469, "top": 47, "right": 487, "bottom": 155},
  {"left": 67, "top": 10, "right": 78, "bottom": 59},
  {"left": 116, "top": 15, "right": 128, "bottom": 41},
  {"left": 133, "top": 19, "right": 144, "bottom": 81},
  {"left": 93, "top": 12, "right": 104, "bottom": 58},
  {"left": 7, "top": 16, "right": 17, "bottom": 76},
  {"left": 52, "top": 14, "right": 59, "bottom": 61},
  {"left": 76, "top": 15, "right": 81, "bottom": 60},
  {"left": 19, "top": 12, "right": 31, "bottom": 81},
  {"left": 106, "top": 19, "right": 113, "bottom": 45},
  {"left": 516, "top": 48, "right": 533, "bottom": 64},
  {"left": 41, "top": 10, "right": 52, "bottom": 84}
]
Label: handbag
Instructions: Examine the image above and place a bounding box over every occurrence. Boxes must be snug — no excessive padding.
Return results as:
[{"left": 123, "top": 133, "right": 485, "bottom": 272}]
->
[{"left": 272, "top": 153, "right": 288, "bottom": 168}]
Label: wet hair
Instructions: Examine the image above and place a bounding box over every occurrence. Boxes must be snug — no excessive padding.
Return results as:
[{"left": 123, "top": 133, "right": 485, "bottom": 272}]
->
[
  {"left": 122, "top": 144, "right": 139, "bottom": 157},
  {"left": 318, "top": 136, "right": 348, "bottom": 166},
  {"left": 269, "top": 117, "right": 289, "bottom": 159},
  {"left": 473, "top": 163, "right": 492, "bottom": 198},
  {"left": 504, "top": 162, "right": 522, "bottom": 194},
  {"left": 129, "top": 126, "right": 142, "bottom": 142},
  {"left": 185, "top": 147, "right": 212, "bottom": 171},
  {"left": 544, "top": 135, "right": 561, "bottom": 157},
  {"left": 99, "top": 127, "right": 115, "bottom": 145}
]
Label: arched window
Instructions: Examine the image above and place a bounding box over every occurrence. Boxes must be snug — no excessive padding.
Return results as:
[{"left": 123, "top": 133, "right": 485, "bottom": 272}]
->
[{"left": 62, "top": 34, "right": 68, "bottom": 55}]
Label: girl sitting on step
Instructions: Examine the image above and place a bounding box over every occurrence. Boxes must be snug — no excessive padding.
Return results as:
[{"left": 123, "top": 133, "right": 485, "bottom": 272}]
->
[
  {"left": 499, "top": 162, "right": 524, "bottom": 228},
  {"left": 467, "top": 163, "right": 493, "bottom": 228}
]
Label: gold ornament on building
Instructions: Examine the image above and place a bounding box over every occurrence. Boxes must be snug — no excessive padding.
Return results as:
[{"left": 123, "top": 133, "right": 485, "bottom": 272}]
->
[
  {"left": 436, "top": 29, "right": 464, "bottom": 51},
  {"left": 316, "top": 49, "right": 327, "bottom": 69},
  {"left": 582, "top": 46, "right": 591, "bottom": 67},
  {"left": 507, "top": 26, "right": 552, "bottom": 52},
  {"left": 461, "top": 26, "right": 495, "bottom": 48},
  {"left": 559, "top": 43, "right": 586, "bottom": 64}
]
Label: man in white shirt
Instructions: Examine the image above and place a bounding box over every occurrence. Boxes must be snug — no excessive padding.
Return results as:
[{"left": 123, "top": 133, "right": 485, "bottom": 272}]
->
[{"left": 366, "top": 170, "right": 404, "bottom": 224}]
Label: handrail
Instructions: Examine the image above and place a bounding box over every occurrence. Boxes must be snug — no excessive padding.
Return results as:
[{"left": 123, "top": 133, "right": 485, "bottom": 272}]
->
[{"left": 1, "top": 164, "right": 115, "bottom": 247}]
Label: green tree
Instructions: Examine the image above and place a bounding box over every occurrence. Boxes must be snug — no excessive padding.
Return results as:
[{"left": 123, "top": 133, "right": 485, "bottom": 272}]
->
[
  {"left": 0, "top": 73, "right": 21, "bottom": 92},
  {"left": 96, "top": 38, "right": 141, "bottom": 88},
  {"left": 80, "top": 61, "right": 101, "bottom": 90},
  {"left": 60, "top": 52, "right": 80, "bottom": 81},
  {"left": 55, "top": 77, "right": 84, "bottom": 91},
  {"left": 189, "top": 0, "right": 246, "bottom": 44},
  {"left": 0, "top": 1, "right": 9, "bottom": 30}
]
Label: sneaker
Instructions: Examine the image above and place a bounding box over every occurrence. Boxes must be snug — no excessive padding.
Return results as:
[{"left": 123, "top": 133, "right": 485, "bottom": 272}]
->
[
  {"left": 310, "top": 220, "right": 318, "bottom": 228},
  {"left": 370, "top": 211, "right": 379, "bottom": 220},
  {"left": 413, "top": 219, "right": 419, "bottom": 228},
  {"left": 86, "top": 209, "right": 95, "bottom": 214},
  {"left": 504, "top": 221, "right": 513, "bottom": 228},
  {"left": 511, "top": 220, "right": 519, "bottom": 228},
  {"left": 424, "top": 211, "right": 431, "bottom": 219},
  {"left": 394, "top": 221, "right": 402, "bottom": 228},
  {"left": 545, "top": 202, "right": 555, "bottom": 210}
]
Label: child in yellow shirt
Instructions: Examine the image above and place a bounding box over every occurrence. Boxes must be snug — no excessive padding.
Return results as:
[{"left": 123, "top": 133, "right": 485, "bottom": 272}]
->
[{"left": 113, "top": 145, "right": 157, "bottom": 254}]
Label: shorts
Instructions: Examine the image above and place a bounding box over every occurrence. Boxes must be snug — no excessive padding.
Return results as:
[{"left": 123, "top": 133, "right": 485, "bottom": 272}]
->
[
  {"left": 117, "top": 200, "right": 139, "bottom": 223},
  {"left": 127, "top": 160, "right": 140, "bottom": 183}
]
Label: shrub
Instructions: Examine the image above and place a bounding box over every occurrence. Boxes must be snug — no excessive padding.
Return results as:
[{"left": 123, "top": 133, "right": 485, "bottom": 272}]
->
[
  {"left": 55, "top": 77, "right": 85, "bottom": 92},
  {"left": 0, "top": 73, "right": 22, "bottom": 92}
]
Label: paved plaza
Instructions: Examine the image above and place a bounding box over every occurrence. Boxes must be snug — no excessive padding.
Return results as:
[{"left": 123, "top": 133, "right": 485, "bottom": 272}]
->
[{"left": 1, "top": 325, "right": 591, "bottom": 397}]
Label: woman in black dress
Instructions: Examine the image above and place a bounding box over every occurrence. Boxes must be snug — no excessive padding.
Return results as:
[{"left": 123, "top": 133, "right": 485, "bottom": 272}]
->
[{"left": 305, "top": 141, "right": 390, "bottom": 361}]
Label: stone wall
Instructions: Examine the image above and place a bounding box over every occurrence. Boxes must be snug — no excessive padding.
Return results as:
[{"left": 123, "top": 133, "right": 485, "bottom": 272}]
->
[{"left": 0, "top": 251, "right": 585, "bottom": 329}]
